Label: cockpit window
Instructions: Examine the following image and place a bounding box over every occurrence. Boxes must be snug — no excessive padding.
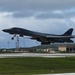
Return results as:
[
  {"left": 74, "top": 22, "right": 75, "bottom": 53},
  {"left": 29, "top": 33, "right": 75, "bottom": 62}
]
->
[{"left": 12, "top": 28, "right": 17, "bottom": 30}]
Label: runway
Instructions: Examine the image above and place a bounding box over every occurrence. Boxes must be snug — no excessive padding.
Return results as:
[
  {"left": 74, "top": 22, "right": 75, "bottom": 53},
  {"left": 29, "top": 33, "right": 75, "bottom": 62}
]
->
[
  {"left": 0, "top": 53, "right": 75, "bottom": 58},
  {"left": 36, "top": 73, "right": 75, "bottom": 75}
]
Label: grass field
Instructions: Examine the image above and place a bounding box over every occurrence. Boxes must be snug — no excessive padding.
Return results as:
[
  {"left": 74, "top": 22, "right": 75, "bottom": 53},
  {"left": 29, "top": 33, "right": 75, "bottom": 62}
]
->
[{"left": 0, "top": 57, "right": 75, "bottom": 75}]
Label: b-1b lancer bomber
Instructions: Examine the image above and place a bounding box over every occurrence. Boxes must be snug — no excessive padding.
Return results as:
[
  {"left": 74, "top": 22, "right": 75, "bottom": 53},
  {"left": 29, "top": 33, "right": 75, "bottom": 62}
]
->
[{"left": 2, "top": 27, "right": 75, "bottom": 45}]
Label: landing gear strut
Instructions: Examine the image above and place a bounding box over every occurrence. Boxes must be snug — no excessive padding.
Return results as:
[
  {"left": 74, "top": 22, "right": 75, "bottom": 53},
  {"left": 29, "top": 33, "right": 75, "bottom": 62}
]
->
[{"left": 11, "top": 34, "right": 16, "bottom": 40}]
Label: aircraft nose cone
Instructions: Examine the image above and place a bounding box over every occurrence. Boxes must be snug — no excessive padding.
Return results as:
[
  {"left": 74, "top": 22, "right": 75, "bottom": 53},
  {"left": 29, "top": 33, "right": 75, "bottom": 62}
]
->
[
  {"left": 2, "top": 29, "right": 8, "bottom": 32},
  {"left": 2, "top": 29, "right": 5, "bottom": 32}
]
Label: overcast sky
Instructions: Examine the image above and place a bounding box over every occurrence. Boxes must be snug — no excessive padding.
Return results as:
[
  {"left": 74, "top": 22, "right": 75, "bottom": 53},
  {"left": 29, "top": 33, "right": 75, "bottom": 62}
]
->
[{"left": 0, "top": 0, "right": 75, "bottom": 48}]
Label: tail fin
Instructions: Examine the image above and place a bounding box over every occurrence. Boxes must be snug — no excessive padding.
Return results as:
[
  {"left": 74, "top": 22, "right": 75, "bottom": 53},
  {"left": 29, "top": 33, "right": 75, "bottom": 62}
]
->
[{"left": 63, "top": 28, "right": 73, "bottom": 36}]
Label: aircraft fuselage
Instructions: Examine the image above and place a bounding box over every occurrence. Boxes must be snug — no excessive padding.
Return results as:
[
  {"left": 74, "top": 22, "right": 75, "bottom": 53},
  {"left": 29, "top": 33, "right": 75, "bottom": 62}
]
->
[{"left": 2, "top": 27, "right": 75, "bottom": 45}]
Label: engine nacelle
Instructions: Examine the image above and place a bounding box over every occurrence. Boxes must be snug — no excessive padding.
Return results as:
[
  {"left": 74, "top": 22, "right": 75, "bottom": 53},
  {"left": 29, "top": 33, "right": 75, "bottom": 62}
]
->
[
  {"left": 20, "top": 35, "right": 23, "bottom": 37},
  {"left": 41, "top": 42, "right": 50, "bottom": 45}
]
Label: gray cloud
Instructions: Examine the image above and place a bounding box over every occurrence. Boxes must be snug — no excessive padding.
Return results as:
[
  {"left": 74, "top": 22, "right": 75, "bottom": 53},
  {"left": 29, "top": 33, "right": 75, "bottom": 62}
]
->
[
  {"left": 13, "top": 11, "right": 34, "bottom": 18},
  {"left": 0, "top": 0, "right": 75, "bottom": 18},
  {"left": 63, "top": 12, "right": 75, "bottom": 18},
  {"left": 0, "top": 0, "right": 75, "bottom": 11},
  {"left": 35, "top": 12, "right": 64, "bottom": 19}
]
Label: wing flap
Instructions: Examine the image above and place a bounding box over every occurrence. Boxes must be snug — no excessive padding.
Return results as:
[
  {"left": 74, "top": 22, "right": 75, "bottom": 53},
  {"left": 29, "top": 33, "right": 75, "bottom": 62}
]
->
[{"left": 46, "top": 35, "right": 75, "bottom": 38}]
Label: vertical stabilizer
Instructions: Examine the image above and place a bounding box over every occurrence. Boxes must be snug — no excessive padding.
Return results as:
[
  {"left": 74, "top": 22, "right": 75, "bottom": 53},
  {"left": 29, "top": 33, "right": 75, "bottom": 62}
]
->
[{"left": 63, "top": 28, "right": 73, "bottom": 35}]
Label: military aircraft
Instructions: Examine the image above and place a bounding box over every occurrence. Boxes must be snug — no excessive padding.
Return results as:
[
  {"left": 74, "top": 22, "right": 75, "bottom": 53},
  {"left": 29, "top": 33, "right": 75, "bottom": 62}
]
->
[{"left": 2, "top": 27, "right": 75, "bottom": 45}]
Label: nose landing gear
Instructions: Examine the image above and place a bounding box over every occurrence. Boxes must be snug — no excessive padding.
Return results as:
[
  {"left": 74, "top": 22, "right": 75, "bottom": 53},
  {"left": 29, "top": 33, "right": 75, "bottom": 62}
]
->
[{"left": 11, "top": 34, "right": 16, "bottom": 40}]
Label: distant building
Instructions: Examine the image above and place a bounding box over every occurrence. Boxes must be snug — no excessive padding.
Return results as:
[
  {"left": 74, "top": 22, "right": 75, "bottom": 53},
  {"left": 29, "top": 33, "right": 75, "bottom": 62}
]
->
[
  {"left": 58, "top": 46, "right": 66, "bottom": 52},
  {"left": 29, "top": 43, "right": 75, "bottom": 53},
  {"left": 57, "top": 43, "right": 75, "bottom": 52},
  {"left": 0, "top": 43, "right": 75, "bottom": 53}
]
